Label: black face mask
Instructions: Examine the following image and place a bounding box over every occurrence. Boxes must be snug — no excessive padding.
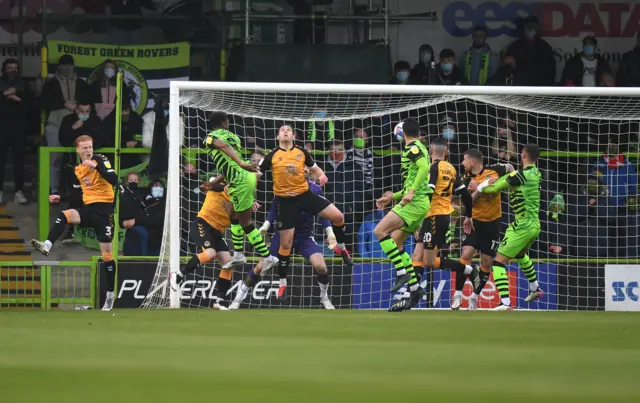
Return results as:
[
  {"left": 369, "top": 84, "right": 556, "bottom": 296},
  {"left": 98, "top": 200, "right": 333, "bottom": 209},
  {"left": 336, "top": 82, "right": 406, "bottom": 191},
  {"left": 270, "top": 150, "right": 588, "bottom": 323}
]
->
[
  {"left": 501, "top": 65, "right": 515, "bottom": 75},
  {"left": 128, "top": 182, "right": 138, "bottom": 190}
]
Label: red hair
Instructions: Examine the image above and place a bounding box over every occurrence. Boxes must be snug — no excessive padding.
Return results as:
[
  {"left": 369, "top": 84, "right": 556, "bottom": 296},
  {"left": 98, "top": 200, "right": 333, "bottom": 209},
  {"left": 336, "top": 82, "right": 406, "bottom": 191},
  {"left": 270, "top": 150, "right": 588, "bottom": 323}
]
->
[{"left": 75, "top": 135, "right": 93, "bottom": 147}]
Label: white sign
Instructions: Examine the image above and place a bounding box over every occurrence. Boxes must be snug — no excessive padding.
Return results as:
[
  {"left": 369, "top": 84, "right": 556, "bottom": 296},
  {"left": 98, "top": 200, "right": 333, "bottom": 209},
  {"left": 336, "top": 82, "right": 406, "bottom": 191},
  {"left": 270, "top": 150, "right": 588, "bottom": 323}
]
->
[{"left": 605, "top": 264, "right": 640, "bottom": 311}]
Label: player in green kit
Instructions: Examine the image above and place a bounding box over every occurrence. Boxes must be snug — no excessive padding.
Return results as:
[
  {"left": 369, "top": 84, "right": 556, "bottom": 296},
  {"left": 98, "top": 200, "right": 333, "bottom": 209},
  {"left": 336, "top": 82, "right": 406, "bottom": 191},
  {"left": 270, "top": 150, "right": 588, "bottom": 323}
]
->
[
  {"left": 203, "top": 112, "right": 279, "bottom": 273},
  {"left": 473, "top": 144, "right": 545, "bottom": 310},
  {"left": 375, "top": 119, "right": 478, "bottom": 312}
]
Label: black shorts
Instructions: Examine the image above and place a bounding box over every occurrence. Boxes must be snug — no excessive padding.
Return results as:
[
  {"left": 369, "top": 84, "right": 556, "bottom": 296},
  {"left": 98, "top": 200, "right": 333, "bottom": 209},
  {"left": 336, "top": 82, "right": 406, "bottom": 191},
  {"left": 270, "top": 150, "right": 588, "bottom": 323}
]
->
[
  {"left": 77, "top": 203, "right": 114, "bottom": 243},
  {"left": 191, "top": 218, "right": 229, "bottom": 253},
  {"left": 418, "top": 214, "right": 450, "bottom": 250},
  {"left": 461, "top": 218, "right": 501, "bottom": 257},
  {"left": 276, "top": 190, "right": 331, "bottom": 230}
]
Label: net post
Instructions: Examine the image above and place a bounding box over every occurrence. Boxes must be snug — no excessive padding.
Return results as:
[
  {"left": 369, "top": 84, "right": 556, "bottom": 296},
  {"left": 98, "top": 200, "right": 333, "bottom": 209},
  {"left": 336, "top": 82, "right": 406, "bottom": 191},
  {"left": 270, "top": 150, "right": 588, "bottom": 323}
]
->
[
  {"left": 113, "top": 72, "right": 123, "bottom": 297},
  {"left": 168, "top": 81, "right": 182, "bottom": 309},
  {"left": 37, "top": 147, "right": 50, "bottom": 240}
]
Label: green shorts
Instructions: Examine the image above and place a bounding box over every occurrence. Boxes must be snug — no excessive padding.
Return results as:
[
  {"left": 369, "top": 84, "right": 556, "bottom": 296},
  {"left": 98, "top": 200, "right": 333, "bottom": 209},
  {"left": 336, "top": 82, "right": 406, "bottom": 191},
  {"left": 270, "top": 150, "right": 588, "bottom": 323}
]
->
[
  {"left": 228, "top": 172, "right": 257, "bottom": 213},
  {"left": 497, "top": 223, "right": 540, "bottom": 259},
  {"left": 391, "top": 198, "right": 430, "bottom": 234}
]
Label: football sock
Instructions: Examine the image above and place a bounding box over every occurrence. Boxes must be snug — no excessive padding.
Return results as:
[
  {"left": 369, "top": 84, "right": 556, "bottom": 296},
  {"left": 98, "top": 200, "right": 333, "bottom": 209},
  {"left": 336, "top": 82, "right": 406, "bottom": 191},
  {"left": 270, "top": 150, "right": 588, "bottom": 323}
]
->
[
  {"left": 492, "top": 261, "right": 511, "bottom": 305},
  {"left": 400, "top": 250, "right": 419, "bottom": 291},
  {"left": 243, "top": 225, "right": 270, "bottom": 258},
  {"left": 475, "top": 265, "right": 491, "bottom": 295},
  {"left": 46, "top": 212, "right": 68, "bottom": 245},
  {"left": 230, "top": 220, "right": 244, "bottom": 252},
  {"left": 104, "top": 260, "right": 116, "bottom": 293},
  {"left": 380, "top": 235, "right": 407, "bottom": 275},
  {"left": 277, "top": 246, "right": 291, "bottom": 284},
  {"left": 517, "top": 254, "right": 539, "bottom": 291},
  {"left": 317, "top": 272, "right": 329, "bottom": 299},
  {"left": 332, "top": 220, "right": 347, "bottom": 249},
  {"left": 456, "top": 258, "right": 472, "bottom": 291}
]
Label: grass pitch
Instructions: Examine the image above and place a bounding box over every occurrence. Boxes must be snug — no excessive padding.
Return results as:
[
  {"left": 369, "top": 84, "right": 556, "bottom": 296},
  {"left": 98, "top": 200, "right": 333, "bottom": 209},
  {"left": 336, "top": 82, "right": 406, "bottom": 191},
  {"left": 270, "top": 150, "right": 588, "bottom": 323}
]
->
[{"left": 1, "top": 310, "right": 638, "bottom": 402}]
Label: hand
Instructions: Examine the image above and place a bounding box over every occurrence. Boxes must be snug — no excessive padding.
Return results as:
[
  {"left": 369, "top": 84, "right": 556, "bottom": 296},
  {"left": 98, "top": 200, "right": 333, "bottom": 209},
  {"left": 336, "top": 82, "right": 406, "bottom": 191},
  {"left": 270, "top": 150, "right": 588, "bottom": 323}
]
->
[
  {"left": 123, "top": 219, "right": 136, "bottom": 228},
  {"left": 200, "top": 182, "right": 213, "bottom": 192},
  {"left": 240, "top": 162, "right": 259, "bottom": 172},
  {"left": 401, "top": 189, "right": 415, "bottom": 205},
  {"left": 549, "top": 245, "right": 563, "bottom": 254},
  {"left": 72, "top": 120, "right": 84, "bottom": 130},
  {"left": 126, "top": 140, "right": 138, "bottom": 148},
  {"left": 252, "top": 201, "right": 261, "bottom": 212},
  {"left": 65, "top": 101, "right": 77, "bottom": 111},
  {"left": 318, "top": 174, "right": 328, "bottom": 186},
  {"left": 463, "top": 217, "right": 475, "bottom": 235},
  {"left": 468, "top": 180, "right": 479, "bottom": 192},
  {"left": 3, "top": 87, "right": 16, "bottom": 96},
  {"left": 82, "top": 159, "right": 97, "bottom": 168},
  {"left": 488, "top": 176, "right": 497, "bottom": 185},
  {"left": 7, "top": 94, "right": 20, "bottom": 102},
  {"left": 258, "top": 222, "right": 270, "bottom": 238},
  {"left": 376, "top": 194, "right": 393, "bottom": 210},
  {"left": 49, "top": 194, "right": 61, "bottom": 204},
  {"left": 504, "top": 163, "right": 515, "bottom": 173}
]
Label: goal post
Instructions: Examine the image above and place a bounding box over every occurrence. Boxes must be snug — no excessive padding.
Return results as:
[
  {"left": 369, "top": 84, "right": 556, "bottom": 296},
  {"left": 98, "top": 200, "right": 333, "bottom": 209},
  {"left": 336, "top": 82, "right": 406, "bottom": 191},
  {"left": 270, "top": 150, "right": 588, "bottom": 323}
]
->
[{"left": 142, "top": 81, "right": 640, "bottom": 310}]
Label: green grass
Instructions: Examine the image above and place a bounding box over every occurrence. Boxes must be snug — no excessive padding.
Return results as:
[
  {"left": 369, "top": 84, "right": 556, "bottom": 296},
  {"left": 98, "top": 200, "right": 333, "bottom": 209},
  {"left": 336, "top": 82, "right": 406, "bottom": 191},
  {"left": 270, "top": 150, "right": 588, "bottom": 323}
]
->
[{"left": 0, "top": 310, "right": 639, "bottom": 402}]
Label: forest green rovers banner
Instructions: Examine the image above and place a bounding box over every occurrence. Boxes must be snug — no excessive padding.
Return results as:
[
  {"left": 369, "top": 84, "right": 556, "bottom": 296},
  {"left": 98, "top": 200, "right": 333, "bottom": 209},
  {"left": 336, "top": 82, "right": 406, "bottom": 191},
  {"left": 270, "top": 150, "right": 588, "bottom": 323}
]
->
[{"left": 47, "top": 40, "right": 190, "bottom": 114}]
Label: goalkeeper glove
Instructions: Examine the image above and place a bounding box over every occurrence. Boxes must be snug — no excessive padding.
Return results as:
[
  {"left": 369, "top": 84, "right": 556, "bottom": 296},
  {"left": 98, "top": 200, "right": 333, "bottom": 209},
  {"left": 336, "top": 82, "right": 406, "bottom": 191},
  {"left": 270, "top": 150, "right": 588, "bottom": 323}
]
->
[
  {"left": 259, "top": 221, "right": 270, "bottom": 238},
  {"left": 325, "top": 227, "right": 337, "bottom": 249}
]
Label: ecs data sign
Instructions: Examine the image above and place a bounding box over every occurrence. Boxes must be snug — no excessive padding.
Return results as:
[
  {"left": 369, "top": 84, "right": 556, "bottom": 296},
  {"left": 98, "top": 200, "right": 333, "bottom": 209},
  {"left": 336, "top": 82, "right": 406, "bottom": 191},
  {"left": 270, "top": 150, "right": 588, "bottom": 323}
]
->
[{"left": 605, "top": 265, "right": 640, "bottom": 311}]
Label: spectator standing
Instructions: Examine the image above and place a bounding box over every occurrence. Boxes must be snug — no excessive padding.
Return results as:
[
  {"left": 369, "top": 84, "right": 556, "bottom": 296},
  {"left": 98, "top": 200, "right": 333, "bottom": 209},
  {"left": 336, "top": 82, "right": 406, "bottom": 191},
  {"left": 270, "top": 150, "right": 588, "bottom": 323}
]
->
[
  {"left": 617, "top": 32, "right": 640, "bottom": 87},
  {"left": 561, "top": 36, "right": 611, "bottom": 87},
  {"left": 460, "top": 26, "right": 497, "bottom": 85},
  {"left": 391, "top": 61, "right": 411, "bottom": 84},
  {"left": 41, "top": 54, "right": 91, "bottom": 199},
  {"left": 486, "top": 55, "right": 523, "bottom": 86},
  {"left": 345, "top": 128, "right": 374, "bottom": 231},
  {"left": 505, "top": 16, "right": 555, "bottom": 86},
  {"left": 103, "top": 99, "right": 143, "bottom": 169},
  {"left": 142, "top": 98, "right": 179, "bottom": 178},
  {"left": 409, "top": 44, "right": 436, "bottom": 85},
  {"left": 58, "top": 98, "right": 104, "bottom": 148},
  {"left": 591, "top": 140, "right": 638, "bottom": 208},
  {"left": 489, "top": 118, "right": 518, "bottom": 164},
  {"left": 433, "top": 49, "right": 469, "bottom": 85},
  {"left": 0, "top": 58, "right": 32, "bottom": 205},
  {"left": 122, "top": 179, "right": 166, "bottom": 256},
  {"left": 91, "top": 59, "right": 131, "bottom": 120}
]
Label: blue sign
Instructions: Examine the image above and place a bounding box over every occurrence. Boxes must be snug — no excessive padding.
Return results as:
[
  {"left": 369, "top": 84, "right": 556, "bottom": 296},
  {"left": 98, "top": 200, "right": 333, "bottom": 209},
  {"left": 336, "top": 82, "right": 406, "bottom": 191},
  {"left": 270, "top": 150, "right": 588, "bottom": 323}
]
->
[
  {"left": 352, "top": 263, "right": 557, "bottom": 310},
  {"left": 611, "top": 281, "right": 639, "bottom": 302}
]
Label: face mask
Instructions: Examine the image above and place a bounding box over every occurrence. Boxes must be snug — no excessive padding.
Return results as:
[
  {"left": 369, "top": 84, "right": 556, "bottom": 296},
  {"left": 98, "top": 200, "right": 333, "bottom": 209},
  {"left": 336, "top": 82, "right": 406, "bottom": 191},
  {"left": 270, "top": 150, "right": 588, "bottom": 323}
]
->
[
  {"left": 59, "top": 65, "right": 73, "bottom": 77},
  {"left": 104, "top": 68, "right": 115, "bottom": 78},
  {"left": 396, "top": 71, "right": 409, "bottom": 82},
  {"left": 151, "top": 187, "right": 164, "bottom": 198},
  {"left": 128, "top": 182, "right": 138, "bottom": 190},
  {"left": 163, "top": 109, "right": 169, "bottom": 118},
  {"left": 583, "top": 45, "right": 595, "bottom": 56},
  {"left": 329, "top": 152, "right": 344, "bottom": 162},
  {"left": 315, "top": 111, "right": 327, "bottom": 118},
  {"left": 420, "top": 52, "right": 431, "bottom": 65},
  {"left": 353, "top": 137, "right": 366, "bottom": 149},
  {"left": 441, "top": 63, "right": 453, "bottom": 73},
  {"left": 524, "top": 29, "right": 537, "bottom": 39},
  {"left": 442, "top": 128, "right": 456, "bottom": 140},
  {"left": 122, "top": 113, "right": 130, "bottom": 122},
  {"left": 77, "top": 112, "right": 90, "bottom": 121},
  {"left": 5, "top": 71, "right": 17, "bottom": 81}
]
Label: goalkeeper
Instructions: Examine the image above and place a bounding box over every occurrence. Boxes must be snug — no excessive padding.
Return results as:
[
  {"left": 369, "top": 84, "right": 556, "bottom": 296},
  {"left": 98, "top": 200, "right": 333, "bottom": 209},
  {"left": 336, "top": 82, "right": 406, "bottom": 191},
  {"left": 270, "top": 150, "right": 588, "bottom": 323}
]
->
[
  {"left": 258, "top": 168, "right": 349, "bottom": 309},
  {"left": 203, "top": 112, "right": 278, "bottom": 274},
  {"left": 471, "top": 144, "right": 545, "bottom": 310}
]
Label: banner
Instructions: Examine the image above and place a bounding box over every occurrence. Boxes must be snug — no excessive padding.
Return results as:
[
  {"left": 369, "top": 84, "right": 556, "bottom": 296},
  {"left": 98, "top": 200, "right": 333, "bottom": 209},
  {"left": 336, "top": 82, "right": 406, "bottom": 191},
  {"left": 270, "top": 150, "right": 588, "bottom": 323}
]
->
[
  {"left": 47, "top": 40, "right": 190, "bottom": 114},
  {"left": 352, "top": 263, "right": 557, "bottom": 310},
  {"left": 98, "top": 260, "right": 352, "bottom": 309},
  {"left": 605, "top": 264, "right": 640, "bottom": 311}
]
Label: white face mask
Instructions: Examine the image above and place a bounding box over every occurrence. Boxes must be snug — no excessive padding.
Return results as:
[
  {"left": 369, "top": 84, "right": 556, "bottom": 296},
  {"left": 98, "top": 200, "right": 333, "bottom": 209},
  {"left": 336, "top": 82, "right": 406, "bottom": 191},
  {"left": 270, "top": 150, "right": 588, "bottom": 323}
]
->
[{"left": 151, "top": 187, "right": 164, "bottom": 198}]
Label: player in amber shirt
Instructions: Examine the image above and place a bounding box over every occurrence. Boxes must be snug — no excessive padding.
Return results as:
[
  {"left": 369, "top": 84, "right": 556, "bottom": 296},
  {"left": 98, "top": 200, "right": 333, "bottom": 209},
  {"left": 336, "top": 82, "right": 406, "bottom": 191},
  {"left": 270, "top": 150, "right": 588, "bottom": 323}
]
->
[
  {"left": 170, "top": 178, "right": 248, "bottom": 309},
  {"left": 409, "top": 138, "right": 478, "bottom": 305},
  {"left": 452, "top": 148, "right": 514, "bottom": 310},
  {"left": 258, "top": 125, "right": 350, "bottom": 291},
  {"left": 31, "top": 135, "right": 118, "bottom": 311}
]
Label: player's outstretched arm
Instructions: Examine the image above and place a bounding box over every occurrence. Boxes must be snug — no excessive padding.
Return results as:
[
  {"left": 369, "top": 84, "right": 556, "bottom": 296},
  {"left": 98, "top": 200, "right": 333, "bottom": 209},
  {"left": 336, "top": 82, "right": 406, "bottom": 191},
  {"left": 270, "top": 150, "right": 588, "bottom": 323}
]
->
[
  {"left": 208, "top": 137, "right": 257, "bottom": 172},
  {"left": 478, "top": 174, "right": 512, "bottom": 194},
  {"left": 93, "top": 154, "right": 118, "bottom": 185}
]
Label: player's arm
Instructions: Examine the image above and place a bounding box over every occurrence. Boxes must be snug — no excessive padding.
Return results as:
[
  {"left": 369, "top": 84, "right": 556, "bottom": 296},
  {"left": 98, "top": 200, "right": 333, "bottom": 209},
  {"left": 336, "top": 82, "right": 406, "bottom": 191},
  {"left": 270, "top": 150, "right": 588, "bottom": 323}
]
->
[
  {"left": 410, "top": 155, "right": 430, "bottom": 193},
  {"left": 205, "top": 135, "right": 255, "bottom": 171},
  {"left": 301, "top": 147, "right": 324, "bottom": 178},
  {"left": 93, "top": 154, "right": 118, "bottom": 185},
  {"left": 453, "top": 176, "right": 473, "bottom": 218},
  {"left": 425, "top": 160, "right": 440, "bottom": 201},
  {"left": 479, "top": 170, "right": 524, "bottom": 194}
]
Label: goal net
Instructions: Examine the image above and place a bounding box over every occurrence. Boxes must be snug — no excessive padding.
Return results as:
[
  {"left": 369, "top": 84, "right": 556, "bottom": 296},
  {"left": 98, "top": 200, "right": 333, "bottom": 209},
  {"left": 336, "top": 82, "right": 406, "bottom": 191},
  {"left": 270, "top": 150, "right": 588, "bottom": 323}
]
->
[{"left": 142, "top": 83, "right": 640, "bottom": 311}]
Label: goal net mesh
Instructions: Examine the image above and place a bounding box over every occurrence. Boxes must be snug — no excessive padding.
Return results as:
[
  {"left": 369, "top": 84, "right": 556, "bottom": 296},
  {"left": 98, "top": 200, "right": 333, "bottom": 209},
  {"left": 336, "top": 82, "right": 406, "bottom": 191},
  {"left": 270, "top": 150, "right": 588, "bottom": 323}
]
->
[{"left": 142, "top": 88, "right": 640, "bottom": 310}]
